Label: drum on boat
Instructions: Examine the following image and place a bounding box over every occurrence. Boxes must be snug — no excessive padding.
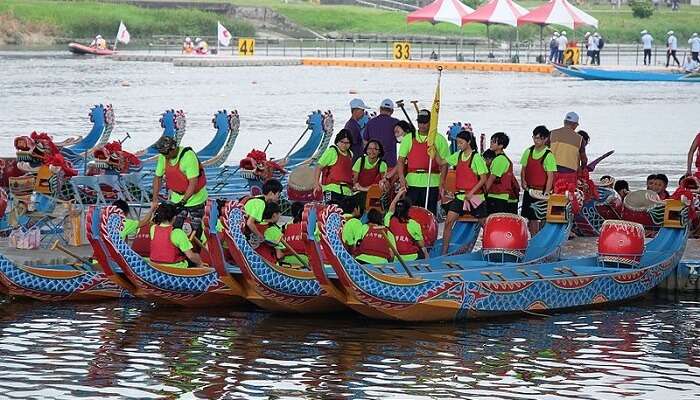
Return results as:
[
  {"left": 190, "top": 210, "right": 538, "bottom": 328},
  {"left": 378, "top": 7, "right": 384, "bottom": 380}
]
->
[
  {"left": 621, "top": 190, "right": 664, "bottom": 229},
  {"left": 597, "top": 220, "right": 645, "bottom": 267},
  {"left": 482, "top": 213, "right": 529, "bottom": 262},
  {"left": 287, "top": 165, "right": 322, "bottom": 202}
]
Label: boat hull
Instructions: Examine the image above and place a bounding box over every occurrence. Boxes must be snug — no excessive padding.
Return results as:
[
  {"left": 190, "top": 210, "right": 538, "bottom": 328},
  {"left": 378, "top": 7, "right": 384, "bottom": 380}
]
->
[
  {"left": 554, "top": 64, "right": 700, "bottom": 82},
  {"left": 68, "top": 43, "right": 114, "bottom": 56}
]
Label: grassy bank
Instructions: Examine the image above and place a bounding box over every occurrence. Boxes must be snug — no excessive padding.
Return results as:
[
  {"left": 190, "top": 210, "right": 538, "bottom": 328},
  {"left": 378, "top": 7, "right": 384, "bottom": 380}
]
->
[{"left": 0, "top": 0, "right": 254, "bottom": 45}]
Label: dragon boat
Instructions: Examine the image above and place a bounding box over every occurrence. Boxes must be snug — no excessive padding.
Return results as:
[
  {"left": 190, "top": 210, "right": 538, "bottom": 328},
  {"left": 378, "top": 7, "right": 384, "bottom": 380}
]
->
[
  {"left": 135, "top": 109, "right": 187, "bottom": 163},
  {"left": 89, "top": 203, "right": 245, "bottom": 306},
  {"left": 554, "top": 64, "right": 700, "bottom": 83},
  {"left": 307, "top": 197, "right": 688, "bottom": 322}
]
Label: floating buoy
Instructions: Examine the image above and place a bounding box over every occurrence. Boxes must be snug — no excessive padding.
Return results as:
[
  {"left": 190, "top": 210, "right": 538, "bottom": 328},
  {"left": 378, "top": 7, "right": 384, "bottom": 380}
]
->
[{"left": 251, "top": 81, "right": 257, "bottom": 84}]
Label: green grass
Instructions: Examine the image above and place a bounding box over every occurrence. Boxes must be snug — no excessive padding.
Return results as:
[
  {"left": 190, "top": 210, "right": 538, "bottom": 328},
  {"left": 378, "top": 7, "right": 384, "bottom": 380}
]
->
[{"left": 0, "top": 0, "right": 255, "bottom": 40}]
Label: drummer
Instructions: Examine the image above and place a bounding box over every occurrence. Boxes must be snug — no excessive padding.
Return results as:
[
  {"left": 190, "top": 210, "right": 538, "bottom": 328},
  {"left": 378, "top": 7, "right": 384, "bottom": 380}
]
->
[
  {"left": 314, "top": 129, "right": 354, "bottom": 205},
  {"left": 436, "top": 129, "right": 488, "bottom": 255},
  {"left": 520, "top": 126, "right": 557, "bottom": 235},
  {"left": 353, "top": 139, "right": 389, "bottom": 213},
  {"left": 244, "top": 178, "right": 283, "bottom": 240}
]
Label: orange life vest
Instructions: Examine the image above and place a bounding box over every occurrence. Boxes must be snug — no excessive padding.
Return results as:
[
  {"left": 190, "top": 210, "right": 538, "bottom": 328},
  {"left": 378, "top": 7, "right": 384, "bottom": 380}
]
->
[{"left": 164, "top": 147, "right": 207, "bottom": 195}]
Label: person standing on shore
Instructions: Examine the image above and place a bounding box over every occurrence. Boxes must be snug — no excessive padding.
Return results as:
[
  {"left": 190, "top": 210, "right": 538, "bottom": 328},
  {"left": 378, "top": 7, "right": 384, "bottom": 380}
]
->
[
  {"left": 557, "top": 31, "right": 568, "bottom": 64},
  {"left": 549, "top": 32, "right": 560, "bottom": 63},
  {"left": 689, "top": 33, "right": 700, "bottom": 62},
  {"left": 594, "top": 33, "right": 603, "bottom": 65},
  {"left": 584, "top": 32, "right": 592, "bottom": 64},
  {"left": 587, "top": 33, "right": 599, "bottom": 65},
  {"left": 364, "top": 99, "right": 399, "bottom": 167},
  {"left": 345, "top": 98, "right": 369, "bottom": 162},
  {"left": 641, "top": 30, "right": 654, "bottom": 66},
  {"left": 549, "top": 112, "right": 587, "bottom": 187},
  {"left": 666, "top": 31, "right": 681, "bottom": 67}
]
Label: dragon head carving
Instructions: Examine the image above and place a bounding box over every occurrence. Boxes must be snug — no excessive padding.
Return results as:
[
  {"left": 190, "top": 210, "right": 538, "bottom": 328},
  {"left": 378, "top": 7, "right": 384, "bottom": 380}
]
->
[{"left": 91, "top": 140, "right": 142, "bottom": 173}]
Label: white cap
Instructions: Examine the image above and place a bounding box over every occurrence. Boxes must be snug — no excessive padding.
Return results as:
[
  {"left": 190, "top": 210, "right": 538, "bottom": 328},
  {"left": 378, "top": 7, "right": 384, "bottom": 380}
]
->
[
  {"left": 585, "top": 32, "right": 591, "bottom": 36},
  {"left": 594, "top": 32, "right": 600, "bottom": 37},
  {"left": 185, "top": 37, "right": 191, "bottom": 41},
  {"left": 641, "top": 30, "right": 648, "bottom": 34},
  {"left": 667, "top": 30, "right": 674, "bottom": 35},
  {"left": 380, "top": 98, "right": 394, "bottom": 110},
  {"left": 195, "top": 37, "right": 202, "bottom": 42},
  {"left": 693, "top": 33, "right": 698, "bottom": 37},
  {"left": 96, "top": 35, "right": 102, "bottom": 39},
  {"left": 564, "top": 111, "right": 579, "bottom": 124},
  {"left": 349, "top": 98, "right": 369, "bottom": 110},
  {"left": 553, "top": 32, "right": 560, "bottom": 37},
  {"left": 561, "top": 30, "right": 567, "bottom": 36}
]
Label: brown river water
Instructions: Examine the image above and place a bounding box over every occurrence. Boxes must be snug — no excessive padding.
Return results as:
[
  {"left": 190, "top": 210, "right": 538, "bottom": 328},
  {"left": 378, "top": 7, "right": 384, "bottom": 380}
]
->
[{"left": 0, "top": 52, "right": 699, "bottom": 399}]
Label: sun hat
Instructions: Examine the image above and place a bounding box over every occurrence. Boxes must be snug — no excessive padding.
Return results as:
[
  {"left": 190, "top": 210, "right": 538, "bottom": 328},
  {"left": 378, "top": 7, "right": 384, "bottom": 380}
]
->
[
  {"left": 380, "top": 98, "right": 395, "bottom": 110},
  {"left": 349, "top": 98, "right": 369, "bottom": 110},
  {"left": 564, "top": 112, "right": 580, "bottom": 124}
]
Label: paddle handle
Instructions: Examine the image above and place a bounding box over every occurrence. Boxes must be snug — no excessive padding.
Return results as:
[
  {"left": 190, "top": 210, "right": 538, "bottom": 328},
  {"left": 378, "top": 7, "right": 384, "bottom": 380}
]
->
[
  {"left": 50, "top": 240, "right": 90, "bottom": 270},
  {"left": 381, "top": 230, "right": 413, "bottom": 278},
  {"left": 283, "top": 127, "right": 310, "bottom": 160}
]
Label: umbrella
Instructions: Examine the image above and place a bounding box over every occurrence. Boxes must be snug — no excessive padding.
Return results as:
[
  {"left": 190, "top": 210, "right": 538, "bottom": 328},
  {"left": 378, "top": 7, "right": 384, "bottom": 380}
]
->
[
  {"left": 518, "top": 0, "right": 598, "bottom": 60},
  {"left": 462, "top": 0, "right": 529, "bottom": 58},
  {"left": 407, "top": 0, "right": 475, "bottom": 27}
]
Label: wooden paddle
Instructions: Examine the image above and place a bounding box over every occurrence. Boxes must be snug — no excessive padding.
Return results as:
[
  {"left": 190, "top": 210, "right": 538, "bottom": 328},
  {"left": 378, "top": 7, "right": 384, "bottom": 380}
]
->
[
  {"left": 283, "top": 127, "right": 311, "bottom": 160},
  {"left": 278, "top": 238, "right": 310, "bottom": 269},
  {"left": 380, "top": 229, "right": 414, "bottom": 278},
  {"left": 50, "top": 240, "right": 90, "bottom": 271}
]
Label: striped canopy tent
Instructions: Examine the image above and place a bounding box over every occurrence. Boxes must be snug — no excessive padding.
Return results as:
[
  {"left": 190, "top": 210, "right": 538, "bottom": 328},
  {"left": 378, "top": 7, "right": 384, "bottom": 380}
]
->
[
  {"left": 461, "top": 0, "right": 529, "bottom": 56},
  {"left": 518, "top": 0, "right": 599, "bottom": 58},
  {"left": 407, "top": 0, "right": 475, "bottom": 53}
]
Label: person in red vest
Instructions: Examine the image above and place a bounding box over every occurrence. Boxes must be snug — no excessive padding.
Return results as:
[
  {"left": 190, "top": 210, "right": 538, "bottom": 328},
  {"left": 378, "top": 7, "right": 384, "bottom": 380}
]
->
[
  {"left": 437, "top": 129, "right": 488, "bottom": 255},
  {"left": 253, "top": 201, "right": 284, "bottom": 264},
  {"left": 275, "top": 202, "right": 308, "bottom": 266},
  {"left": 152, "top": 136, "right": 208, "bottom": 240},
  {"left": 353, "top": 139, "right": 389, "bottom": 213},
  {"left": 385, "top": 188, "right": 429, "bottom": 261},
  {"left": 243, "top": 179, "right": 283, "bottom": 242},
  {"left": 313, "top": 129, "right": 355, "bottom": 205},
  {"left": 148, "top": 202, "right": 201, "bottom": 268},
  {"left": 520, "top": 126, "right": 557, "bottom": 235},
  {"left": 485, "top": 132, "right": 515, "bottom": 215},
  {"left": 352, "top": 208, "right": 395, "bottom": 264},
  {"left": 686, "top": 131, "right": 700, "bottom": 179}
]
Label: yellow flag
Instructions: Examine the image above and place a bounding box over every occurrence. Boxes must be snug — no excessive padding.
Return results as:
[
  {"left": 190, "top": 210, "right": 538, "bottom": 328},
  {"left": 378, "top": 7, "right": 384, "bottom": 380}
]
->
[{"left": 427, "top": 71, "right": 441, "bottom": 158}]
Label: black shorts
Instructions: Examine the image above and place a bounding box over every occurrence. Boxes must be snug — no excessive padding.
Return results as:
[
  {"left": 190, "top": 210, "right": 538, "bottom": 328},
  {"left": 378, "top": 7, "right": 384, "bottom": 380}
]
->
[
  {"left": 486, "top": 197, "right": 510, "bottom": 214},
  {"left": 406, "top": 186, "right": 439, "bottom": 215},
  {"left": 444, "top": 197, "right": 488, "bottom": 219},
  {"left": 521, "top": 190, "right": 545, "bottom": 220},
  {"left": 508, "top": 201, "right": 518, "bottom": 214}
]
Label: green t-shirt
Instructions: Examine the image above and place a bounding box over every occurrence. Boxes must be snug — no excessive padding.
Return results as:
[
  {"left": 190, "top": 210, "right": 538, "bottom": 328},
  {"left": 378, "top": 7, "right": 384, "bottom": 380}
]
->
[
  {"left": 446, "top": 151, "right": 488, "bottom": 201},
  {"left": 243, "top": 197, "right": 266, "bottom": 223},
  {"left": 199, "top": 219, "right": 224, "bottom": 245},
  {"left": 398, "top": 133, "right": 450, "bottom": 187},
  {"left": 520, "top": 146, "right": 557, "bottom": 172},
  {"left": 120, "top": 218, "right": 140, "bottom": 239},
  {"left": 263, "top": 224, "right": 285, "bottom": 250},
  {"left": 155, "top": 147, "right": 208, "bottom": 207},
  {"left": 488, "top": 154, "right": 511, "bottom": 201},
  {"left": 148, "top": 224, "right": 193, "bottom": 268},
  {"left": 318, "top": 146, "right": 353, "bottom": 195},
  {"left": 341, "top": 217, "right": 364, "bottom": 247},
  {"left": 352, "top": 157, "right": 388, "bottom": 175},
  {"left": 384, "top": 211, "right": 423, "bottom": 242},
  {"left": 355, "top": 225, "right": 396, "bottom": 264}
]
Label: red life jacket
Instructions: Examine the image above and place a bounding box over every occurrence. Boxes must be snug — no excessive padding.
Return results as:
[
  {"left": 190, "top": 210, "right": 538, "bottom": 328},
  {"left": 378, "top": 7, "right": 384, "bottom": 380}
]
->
[
  {"left": 389, "top": 217, "right": 419, "bottom": 256},
  {"left": 355, "top": 225, "right": 392, "bottom": 260},
  {"left": 149, "top": 225, "right": 186, "bottom": 264},
  {"left": 695, "top": 133, "right": 700, "bottom": 169},
  {"left": 357, "top": 156, "right": 385, "bottom": 187},
  {"left": 407, "top": 136, "right": 439, "bottom": 174},
  {"left": 164, "top": 147, "right": 207, "bottom": 195},
  {"left": 489, "top": 154, "right": 514, "bottom": 196},
  {"left": 281, "top": 222, "right": 305, "bottom": 257},
  {"left": 131, "top": 224, "right": 151, "bottom": 257},
  {"left": 254, "top": 223, "right": 277, "bottom": 263},
  {"left": 523, "top": 146, "right": 551, "bottom": 190},
  {"left": 321, "top": 146, "right": 353, "bottom": 187},
  {"left": 455, "top": 150, "right": 482, "bottom": 194}
]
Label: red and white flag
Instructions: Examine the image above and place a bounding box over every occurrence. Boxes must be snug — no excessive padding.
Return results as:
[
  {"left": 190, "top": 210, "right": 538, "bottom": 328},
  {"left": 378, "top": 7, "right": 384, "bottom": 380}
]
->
[
  {"left": 117, "top": 21, "right": 130, "bottom": 44},
  {"left": 217, "top": 21, "right": 231, "bottom": 46}
]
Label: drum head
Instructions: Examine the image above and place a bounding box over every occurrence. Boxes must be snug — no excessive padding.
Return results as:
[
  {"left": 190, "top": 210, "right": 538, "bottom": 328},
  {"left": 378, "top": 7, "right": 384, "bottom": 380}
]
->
[
  {"left": 289, "top": 165, "right": 317, "bottom": 190},
  {"left": 623, "top": 190, "right": 662, "bottom": 211}
]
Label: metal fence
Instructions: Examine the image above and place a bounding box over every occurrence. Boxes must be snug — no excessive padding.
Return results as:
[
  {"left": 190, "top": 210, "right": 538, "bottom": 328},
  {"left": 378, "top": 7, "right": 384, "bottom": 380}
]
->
[{"left": 142, "top": 36, "right": 693, "bottom": 66}]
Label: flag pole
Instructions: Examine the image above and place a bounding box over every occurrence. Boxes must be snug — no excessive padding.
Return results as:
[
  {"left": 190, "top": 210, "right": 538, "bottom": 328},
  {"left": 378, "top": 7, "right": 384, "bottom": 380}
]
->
[
  {"left": 113, "top": 21, "right": 121, "bottom": 51},
  {"left": 217, "top": 21, "right": 220, "bottom": 56},
  {"left": 425, "top": 66, "right": 443, "bottom": 212}
]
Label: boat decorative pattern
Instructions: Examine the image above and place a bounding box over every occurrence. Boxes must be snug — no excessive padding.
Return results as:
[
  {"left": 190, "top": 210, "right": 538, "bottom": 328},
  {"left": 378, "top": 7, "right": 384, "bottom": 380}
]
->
[
  {"left": 221, "top": 201, "right": 324, "bottom": 302},
  {"left": 309, "top": 111, "right": 334, "bottom": 163},
  {"left": 95, "top": 104, "right": 115, "bottom": 149}
]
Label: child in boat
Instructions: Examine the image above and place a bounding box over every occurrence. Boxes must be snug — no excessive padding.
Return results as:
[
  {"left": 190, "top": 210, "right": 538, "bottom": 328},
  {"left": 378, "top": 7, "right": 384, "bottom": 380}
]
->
[
  {"left": 614, "top": 180, "right": 630, "bottom": 199},
  {"left": 653, "top": 174, "right": 670, "bottom": 199},
  {"left": 353, "top": 139, "right": 389, "bottom": 213},
  {"left": 385, "top": 188, "right": 429, "bottom": 260},
  {"left": 353, "top": 208, "right": 396, "bottom": 265},
  {"left": 276, "top": 202, "right": 309, "bottom": 267},
  {"left": 149, "top": 202, "right": 201, "bottom": 268},
  {"left": 254, "top": 202, "right": 284, "bottom": 263},
  {"left": 339, "top": 195, "right": 364, "bottom": 248},
  {"left": 646, "top": 174, "right": 657, "bottom": 191},
  {"left": 599, "top": 175, "right": 615, "bottom": 188},
  {"left": 113, "top": 199, "right": 151, "bottom": 240},
  {"left": 244, "top": 178, "right": 282, "bottom": 240},
  {"left": 520, "top": 126, "right": 557, "bottom": 235},
  {"left": 485, "top": 132, "right": 516, "bottom": 215},
  {"left": 314, "top": 129, "right": 355, "bottom": 205},
  {"left": 436, "top": 129, "right": 488, "bottom": 255}
]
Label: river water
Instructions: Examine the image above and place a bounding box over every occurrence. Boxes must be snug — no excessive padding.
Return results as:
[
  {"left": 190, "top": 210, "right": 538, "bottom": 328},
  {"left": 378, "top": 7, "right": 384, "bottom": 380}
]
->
[{"left": 1, "top": 52, "right": 700, "bottom": 399}]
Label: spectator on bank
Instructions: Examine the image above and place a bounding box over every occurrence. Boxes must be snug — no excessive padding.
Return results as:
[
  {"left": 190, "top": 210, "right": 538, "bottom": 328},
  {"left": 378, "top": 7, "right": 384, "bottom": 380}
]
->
[
  {"left": 666, "top": 31, "right": 681, "bottom": 68},
  {"left": 549, "top": 32, "right": 560, "bottom": 63},
  {"left": 689, "top": 33, "right": 700, "bottom": 62},
  {"left": 641, "top": 30, "right": 654, "bottom": 66}
]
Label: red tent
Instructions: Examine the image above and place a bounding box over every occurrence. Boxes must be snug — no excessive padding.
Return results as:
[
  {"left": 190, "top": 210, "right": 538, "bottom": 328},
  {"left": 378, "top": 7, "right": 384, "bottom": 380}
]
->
[
  {"left": 407, "top": 0, "right": 475, "bottom": 27},
  {"left": 518, "top": 0, "right": 598, "bottom": 29}
]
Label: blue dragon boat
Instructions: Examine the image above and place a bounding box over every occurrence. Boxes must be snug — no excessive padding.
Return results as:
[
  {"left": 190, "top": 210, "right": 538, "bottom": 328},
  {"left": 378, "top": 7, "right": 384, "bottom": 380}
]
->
[
  {"left": 307, "top": 198, "right": 688, "bottom": 322},
  {"left": 554, "top": 64, "right": 700, "bottom": 82}
]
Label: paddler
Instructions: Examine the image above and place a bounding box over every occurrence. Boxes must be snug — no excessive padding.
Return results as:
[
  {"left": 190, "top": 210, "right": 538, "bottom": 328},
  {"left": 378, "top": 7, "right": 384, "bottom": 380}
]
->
[
  {"left": 396, "top": 109, "right": 449, "bottom": 215},
  {"left": 353, "top": 139, "right": 389, "bottom": 213},
  {"left": 148, "top": 202, "right": 202, "bottom": 268},
  {"left": 364, "top": 99, "right": 400, "bottom": 167},
  {"left": 436, "top": 129, "right": 488, "bottom": 255},
  {"left": 276, "top": 202, "right": 308, "bottom": 267},
  {"left": 253, "top": 201, "right": 284, "bottom": 263},
  {"left": 520, "top": 126, "right": 557, "bottom": 235},
  {"left": 549, "top": 112, "right": 588, "bottom": 187},
  {"left": 314, "top": 129, "right": 355, "bottom": 205},
  {"left": 243, "top": 178, "right": 283, "bottom": 240},
  {"left": 351, "top": 208, "right": 395, "bottom": 265},
  {"left": 345, "top": 98, "right": 370, "bottom": 162},
  {"left": 386, "top": 187, "right": 429, "bottom": 260},
  {"left": 151, "top": 136, "right": 208, "bottom": 240}
]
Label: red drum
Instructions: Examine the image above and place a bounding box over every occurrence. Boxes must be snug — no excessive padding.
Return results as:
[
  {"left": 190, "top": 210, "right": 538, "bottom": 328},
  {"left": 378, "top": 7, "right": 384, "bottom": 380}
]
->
[
  {"left": 598, "top": 220, "right": 645, "bottom": 267},
  {"left": 621, "top": 190, "right": 664, "bottom": 230},
  {"left": 482, "top": 213, "right": 529, "bottom": 262},
  {"left": 408, "top": 206, "right": 438, "bottom": 247},
  {"left": 287, "top": 165, "right": 323, "bottom": 202}
]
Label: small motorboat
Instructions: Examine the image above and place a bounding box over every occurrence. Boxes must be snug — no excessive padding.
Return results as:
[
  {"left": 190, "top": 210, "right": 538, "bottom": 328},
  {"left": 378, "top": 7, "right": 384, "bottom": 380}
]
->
[
  {"left": 68, "top": 43, "right": 114, "bottom": 56},
  {"left": 554, "top": 64, "right": 700, "bottom": 83}
]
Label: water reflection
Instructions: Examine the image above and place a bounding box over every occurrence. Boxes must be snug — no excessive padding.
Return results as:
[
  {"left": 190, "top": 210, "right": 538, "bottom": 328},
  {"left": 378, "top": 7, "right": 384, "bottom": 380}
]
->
[{"left": 0, "top": 295, "right": 697, "bottom": 399}]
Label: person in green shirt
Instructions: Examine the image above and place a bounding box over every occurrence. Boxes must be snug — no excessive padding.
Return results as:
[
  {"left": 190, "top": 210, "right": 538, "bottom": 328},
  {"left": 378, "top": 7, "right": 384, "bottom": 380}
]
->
[
  {"left": 313, "top": 129, "right": 355, "bottom": 205},
  {"left": 275, "top": 202, "right": 309, "bottom": 267},
  {"left": 435, "top": 130, "right": 488, "bottom": 255},
  {"left": 148, "top": 202, "right": 201, "bottom": 269},
  {"left": 339, "top": 195, "right": 364, "bottom": 248},
  {"left": 520, "top": 125, "right": 557, "bottom": 235},
  {"left": 353, "top": 208, "right": 396, "bottom": 265},
  {"left": 244, "top": 179, "right": 283, "bottom": 240},
  {"left": 152, "top": 136, "right": 208, "bottom": 241},
  {"left": 396, "top": 109, "right": 450, "bottom": 215},
  {"left": 352, "top": 139, "right": 389, "bottom": 214},
  {"left": 485, "top": 132, "right": 515, "bottom": 215},
  {"left": 113, "top": 199, "right": 151, "bottom": 240},
  {"left": 385, "top": 188, "right": 429, "bottom": 261}
]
